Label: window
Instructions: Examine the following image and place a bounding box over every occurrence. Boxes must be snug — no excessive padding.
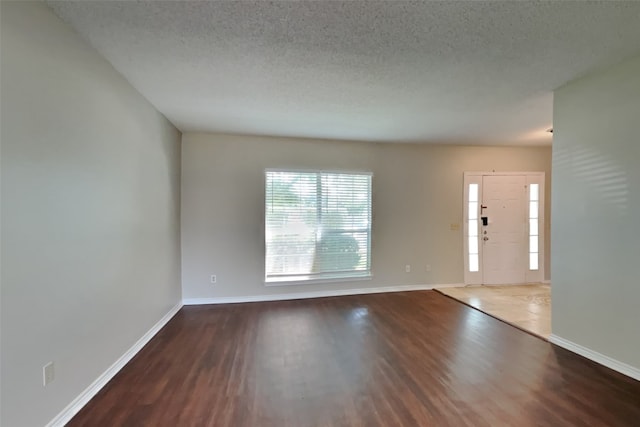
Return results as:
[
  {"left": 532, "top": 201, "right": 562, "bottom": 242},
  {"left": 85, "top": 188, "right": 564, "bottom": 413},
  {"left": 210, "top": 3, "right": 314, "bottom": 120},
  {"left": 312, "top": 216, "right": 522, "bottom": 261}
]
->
[
  {"left": 467, "top": 183, "right": 480, "bottom": 272},
  {"left": 265, "top": 170, "right": 372, "bottom": 283},
  {"left": 529, "top": 183, "right": 539, "bottom": 270}
]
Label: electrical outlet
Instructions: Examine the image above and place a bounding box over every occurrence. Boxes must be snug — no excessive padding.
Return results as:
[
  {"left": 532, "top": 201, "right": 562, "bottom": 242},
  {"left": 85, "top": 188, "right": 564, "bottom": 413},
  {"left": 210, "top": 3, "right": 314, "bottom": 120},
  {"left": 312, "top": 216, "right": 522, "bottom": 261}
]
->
[
  {"left": 405, "top": 264, "right": 411, "bottom": 273},
  {"left": 43, "top": 362, "right": 55, "bottom": 386},
  {"left": 210, "top": 275, "right": 217, "bottom": 284},
  {"left": 426, "top": 264, "right": 432, "bottom": 272}
]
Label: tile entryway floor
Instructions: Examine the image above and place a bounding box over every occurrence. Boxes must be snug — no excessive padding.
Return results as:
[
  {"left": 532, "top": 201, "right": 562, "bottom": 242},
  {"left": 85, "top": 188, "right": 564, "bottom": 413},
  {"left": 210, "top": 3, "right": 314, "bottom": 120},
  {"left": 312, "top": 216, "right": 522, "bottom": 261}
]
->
[{"left": 436, "top": 284, "right": 551, "bottom": 339}]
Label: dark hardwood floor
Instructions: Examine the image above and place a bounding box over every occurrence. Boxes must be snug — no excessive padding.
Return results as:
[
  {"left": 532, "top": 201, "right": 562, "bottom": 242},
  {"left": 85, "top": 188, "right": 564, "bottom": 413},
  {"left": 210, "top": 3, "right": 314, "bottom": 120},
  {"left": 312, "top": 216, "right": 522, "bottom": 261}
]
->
[{"left": 68, "top": 291, "right": 640, "bottom": 426}]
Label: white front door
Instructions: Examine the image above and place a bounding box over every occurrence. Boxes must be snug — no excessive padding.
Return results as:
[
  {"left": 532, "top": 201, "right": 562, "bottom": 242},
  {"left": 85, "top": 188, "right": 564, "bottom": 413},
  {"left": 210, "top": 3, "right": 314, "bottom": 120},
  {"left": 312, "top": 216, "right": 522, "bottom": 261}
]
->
[
  {"left": 481, "top": 175, "right": 526, "bottom": 285},
  {"left": 463, "top": 172, "right": 545, "bottom": 286}
]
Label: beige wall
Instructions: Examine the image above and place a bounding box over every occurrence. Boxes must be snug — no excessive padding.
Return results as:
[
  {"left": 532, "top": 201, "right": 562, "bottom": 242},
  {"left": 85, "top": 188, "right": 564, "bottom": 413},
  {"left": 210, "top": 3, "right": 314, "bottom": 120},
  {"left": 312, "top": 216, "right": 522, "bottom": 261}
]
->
[
  {"left": 552, "top": 54, "right": 640, "bottom": 369},
  {"left": 1, "top": 2, "right": 182, "bottom": 426},
  {"left": 181, "top": 133, "right": 551, "bottom": 301}
]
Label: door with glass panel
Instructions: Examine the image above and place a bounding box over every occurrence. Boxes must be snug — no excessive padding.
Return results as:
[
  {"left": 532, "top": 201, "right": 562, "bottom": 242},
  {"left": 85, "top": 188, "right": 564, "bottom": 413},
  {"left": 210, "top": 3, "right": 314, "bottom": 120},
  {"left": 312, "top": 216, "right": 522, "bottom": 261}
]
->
[{"left": 464, "top": 172, "right": 544, "bottom": 285}]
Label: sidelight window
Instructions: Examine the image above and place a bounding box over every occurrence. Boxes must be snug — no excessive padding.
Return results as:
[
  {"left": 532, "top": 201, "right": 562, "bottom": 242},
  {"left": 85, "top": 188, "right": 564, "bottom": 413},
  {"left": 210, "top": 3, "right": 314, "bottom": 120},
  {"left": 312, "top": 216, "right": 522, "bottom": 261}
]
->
[
  {"left": 529, "top": 184, "right": 540, "bottom": 271},
  {"left": 468, "top": 183, "right": 480, "bottom": 272}
]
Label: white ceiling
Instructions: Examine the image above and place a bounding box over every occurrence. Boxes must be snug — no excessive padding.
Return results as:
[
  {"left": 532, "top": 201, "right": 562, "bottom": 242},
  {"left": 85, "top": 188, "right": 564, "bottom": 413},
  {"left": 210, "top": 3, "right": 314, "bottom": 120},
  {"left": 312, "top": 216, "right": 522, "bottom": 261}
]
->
[{"left": 48, "top": 1, "right": 640, "bottom": 146}]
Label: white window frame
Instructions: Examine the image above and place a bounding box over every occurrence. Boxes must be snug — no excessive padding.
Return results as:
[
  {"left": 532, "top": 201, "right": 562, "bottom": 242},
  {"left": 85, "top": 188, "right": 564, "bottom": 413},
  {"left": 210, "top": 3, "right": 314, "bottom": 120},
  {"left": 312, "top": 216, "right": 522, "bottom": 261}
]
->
[
  {"left": 463, "top": 172, "right": 545, "bottom": 285},
  {"left": 264, "top": 169, "right": 373, "bottom": 286}
]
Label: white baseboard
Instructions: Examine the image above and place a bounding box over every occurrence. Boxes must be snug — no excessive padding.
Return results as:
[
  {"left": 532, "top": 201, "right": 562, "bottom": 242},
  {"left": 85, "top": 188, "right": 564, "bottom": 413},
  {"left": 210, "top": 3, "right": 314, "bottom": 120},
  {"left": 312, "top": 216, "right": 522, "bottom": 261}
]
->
[
  {"left": 46, "top": 302, "right": 183, "bottom": 427},
  {"left": 183, "top": 283, "right": 464, "bottom": 305},
  {"left": 542, "top": 280, "right": 551, "bottom": 284},
  {"left": 549, "top": 334, "right": 640, "bottom": 381}
]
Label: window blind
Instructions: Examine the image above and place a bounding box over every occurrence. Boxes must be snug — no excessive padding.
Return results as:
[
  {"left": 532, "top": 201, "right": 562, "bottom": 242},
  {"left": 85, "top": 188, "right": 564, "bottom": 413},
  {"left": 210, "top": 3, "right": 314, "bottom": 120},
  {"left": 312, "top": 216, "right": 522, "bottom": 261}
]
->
[{"left": 265, "top": 170, "right": 372, "bottom": 282}]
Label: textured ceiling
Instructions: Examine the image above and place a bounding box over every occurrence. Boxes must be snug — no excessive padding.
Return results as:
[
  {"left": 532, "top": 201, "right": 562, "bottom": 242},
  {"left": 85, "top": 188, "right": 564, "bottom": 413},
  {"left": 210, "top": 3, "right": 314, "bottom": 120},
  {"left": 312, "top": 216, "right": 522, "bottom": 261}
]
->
[{"left": 48, "top": 1, "right": 640, "bottom": 145}]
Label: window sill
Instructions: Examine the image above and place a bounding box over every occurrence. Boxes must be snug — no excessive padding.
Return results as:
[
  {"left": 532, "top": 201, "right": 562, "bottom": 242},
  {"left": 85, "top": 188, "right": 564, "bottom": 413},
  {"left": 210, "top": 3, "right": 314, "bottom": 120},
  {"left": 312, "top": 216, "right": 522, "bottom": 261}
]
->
[{"left": 265, "top": 273, "right": 372, "bottom": 287}]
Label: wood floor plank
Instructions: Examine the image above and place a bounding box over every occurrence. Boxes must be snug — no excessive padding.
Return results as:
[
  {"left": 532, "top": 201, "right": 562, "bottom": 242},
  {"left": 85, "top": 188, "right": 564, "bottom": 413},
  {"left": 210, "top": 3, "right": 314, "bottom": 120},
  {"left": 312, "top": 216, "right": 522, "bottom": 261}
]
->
[{"left": 67, "top": 291, "right": 640, "bottom": 426}]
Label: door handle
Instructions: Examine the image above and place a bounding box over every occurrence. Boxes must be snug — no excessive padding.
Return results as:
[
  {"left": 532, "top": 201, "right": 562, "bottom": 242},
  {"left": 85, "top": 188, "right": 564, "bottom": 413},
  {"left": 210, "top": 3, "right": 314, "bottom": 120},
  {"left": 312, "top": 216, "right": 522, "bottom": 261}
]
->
[{"left": 483, "top": 237, "right": 489, "bottom": 241}]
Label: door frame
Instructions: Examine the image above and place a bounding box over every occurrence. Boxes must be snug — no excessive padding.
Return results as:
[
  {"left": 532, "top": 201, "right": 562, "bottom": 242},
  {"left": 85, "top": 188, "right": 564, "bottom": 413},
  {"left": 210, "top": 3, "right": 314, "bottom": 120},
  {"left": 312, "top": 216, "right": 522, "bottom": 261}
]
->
[{"left": 463, "top": 172, "right": 545, "bottom": 285}]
